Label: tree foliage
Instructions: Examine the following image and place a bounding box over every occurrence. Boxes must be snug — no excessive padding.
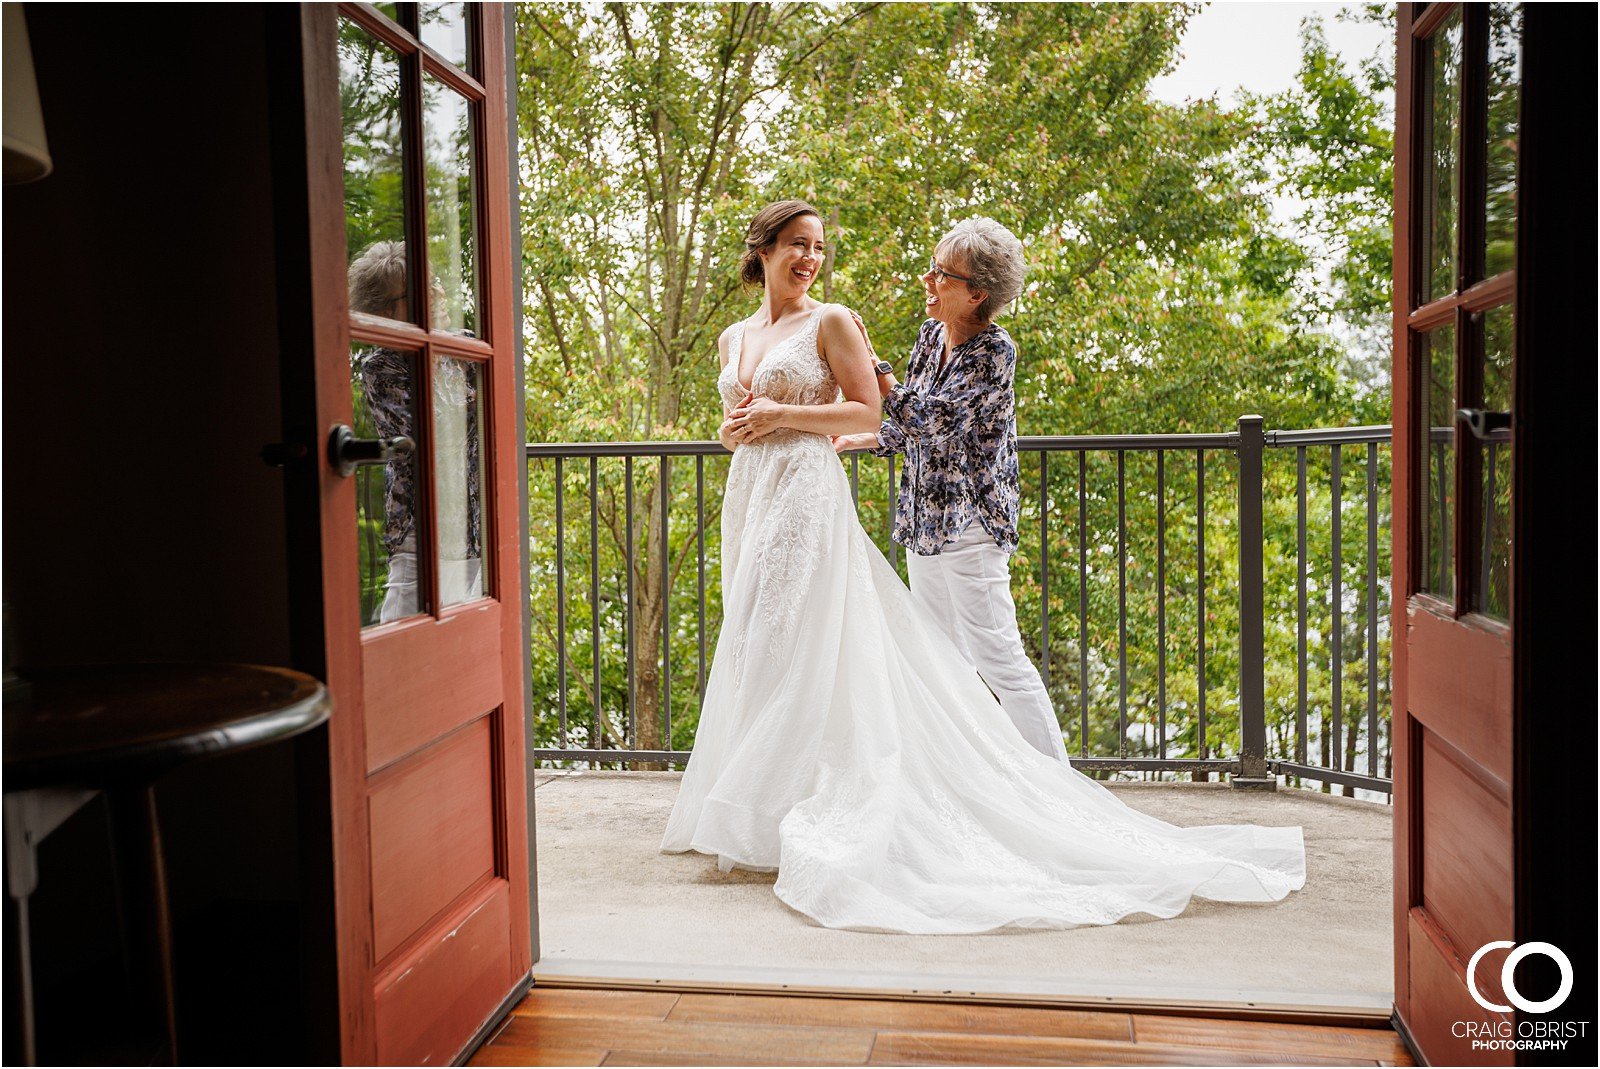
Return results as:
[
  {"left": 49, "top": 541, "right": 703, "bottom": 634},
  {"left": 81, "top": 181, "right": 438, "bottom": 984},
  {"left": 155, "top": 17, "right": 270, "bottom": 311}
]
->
[{"left": 1244, "top": 6, "right": 1395, "bottom": 394}]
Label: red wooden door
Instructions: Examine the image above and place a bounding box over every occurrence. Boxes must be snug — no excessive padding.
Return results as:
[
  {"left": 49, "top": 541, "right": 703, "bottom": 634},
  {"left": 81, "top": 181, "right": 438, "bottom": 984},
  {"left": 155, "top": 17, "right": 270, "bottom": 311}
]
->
[
  {"left": 1391, "top": 4, "right": 1523, "bottom": 1063},
  {"left": 301, "top": 4, "right": 531, "bottom": 1063}
]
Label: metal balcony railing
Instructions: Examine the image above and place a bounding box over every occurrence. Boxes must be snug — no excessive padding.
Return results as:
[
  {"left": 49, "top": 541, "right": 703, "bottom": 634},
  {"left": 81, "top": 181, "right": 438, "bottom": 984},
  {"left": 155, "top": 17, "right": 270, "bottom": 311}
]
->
[{"left": 526, "top": 417, "right": 1394, "bottom": 798}]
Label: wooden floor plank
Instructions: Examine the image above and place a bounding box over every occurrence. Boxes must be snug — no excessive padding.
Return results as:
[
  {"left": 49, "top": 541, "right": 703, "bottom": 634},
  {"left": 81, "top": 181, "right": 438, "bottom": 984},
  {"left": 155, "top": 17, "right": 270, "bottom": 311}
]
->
[
  {"left": 467, "top": 1044, "right": 606, "bottom": 1067},
  {"left": 600, "top": 1051, "right": 828, "bottom": 1067},
  {"left": 1133, "top": 1014, "right": 1414, "bottom": 1063},
  {"left": 492, "top": 1013, "right": 877, "bottom": 1065},
  {"left": 668, "top": 992, "right": 1134, "bottom": 1042},
  {"left": 868, "top": 1031, "right": 1378, "bottom": 1067},
  {"left": 514, "top": 988, "right": 682, "bottom": 1021},
  {"left": 475, "top": 986, "right": 1414, "bottom": 1068}
]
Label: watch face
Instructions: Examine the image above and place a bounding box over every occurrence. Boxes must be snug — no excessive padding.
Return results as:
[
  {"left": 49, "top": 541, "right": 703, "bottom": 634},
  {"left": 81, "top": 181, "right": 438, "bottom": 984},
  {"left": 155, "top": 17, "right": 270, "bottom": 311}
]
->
[{"left": 874, "top": 360, "right": 893, "bottom": 375}]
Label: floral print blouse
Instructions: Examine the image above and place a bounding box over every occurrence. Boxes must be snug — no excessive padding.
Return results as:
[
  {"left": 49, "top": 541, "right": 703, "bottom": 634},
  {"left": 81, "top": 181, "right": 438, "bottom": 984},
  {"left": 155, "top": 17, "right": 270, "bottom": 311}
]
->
[
  {"left": 360, "top": 348, "right": 481, "bottom": 558},
  {"left": 872, "top": 319, "right": 1022, "bottom": 556}
]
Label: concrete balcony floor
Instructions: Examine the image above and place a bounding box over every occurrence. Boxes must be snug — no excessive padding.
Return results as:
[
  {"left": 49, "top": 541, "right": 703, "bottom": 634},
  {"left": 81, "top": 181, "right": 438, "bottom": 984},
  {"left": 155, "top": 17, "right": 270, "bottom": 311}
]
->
[{"left": 532, "top": 771, "right": 1393, "bottom": 1016}]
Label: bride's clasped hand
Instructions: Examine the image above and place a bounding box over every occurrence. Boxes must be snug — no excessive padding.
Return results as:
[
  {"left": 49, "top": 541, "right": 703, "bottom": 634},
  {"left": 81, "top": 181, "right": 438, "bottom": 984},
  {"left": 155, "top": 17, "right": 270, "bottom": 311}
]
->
[
  {"left": 662, "top": 198, "right": 1306, "bottom": 935},
  {"left": 721, "top": 389, "right": 791, "bottom": 447}
]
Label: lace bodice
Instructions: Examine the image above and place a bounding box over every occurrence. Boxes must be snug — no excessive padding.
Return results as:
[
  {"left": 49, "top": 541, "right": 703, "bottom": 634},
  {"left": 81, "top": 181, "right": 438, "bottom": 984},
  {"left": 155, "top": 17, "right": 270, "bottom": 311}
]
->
[{"left": 718, "top": 305, "right": 839, "bottom": 413}]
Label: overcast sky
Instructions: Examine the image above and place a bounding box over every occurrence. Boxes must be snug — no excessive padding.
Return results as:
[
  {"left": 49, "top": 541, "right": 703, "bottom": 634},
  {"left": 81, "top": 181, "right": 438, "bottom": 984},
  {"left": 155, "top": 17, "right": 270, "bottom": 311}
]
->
[
  {"left": 1145, "top": 3, "right": 1394, "bottom": 255},
  {"left": 1149, "top": 2, "right": 1393, "bottom": 106}
]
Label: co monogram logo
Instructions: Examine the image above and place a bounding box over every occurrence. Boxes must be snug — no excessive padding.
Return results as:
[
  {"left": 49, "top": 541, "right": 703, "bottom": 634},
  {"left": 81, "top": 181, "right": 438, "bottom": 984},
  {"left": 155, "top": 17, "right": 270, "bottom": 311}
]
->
[{"left": 1468, "top": 942, "right": 1574, "bottom": 1014}]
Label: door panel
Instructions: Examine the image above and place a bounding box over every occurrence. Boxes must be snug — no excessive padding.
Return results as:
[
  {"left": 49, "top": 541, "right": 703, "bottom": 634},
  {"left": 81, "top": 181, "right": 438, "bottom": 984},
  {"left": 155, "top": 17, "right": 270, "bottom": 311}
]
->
[
  {"left": 1392, "top": 5, "right": 1526, "bottom": 1063},
  {"left": 364, "top": 602, "right": 504, "bottom": 771},
  {"left": 1408, "top": 911, "right": 1513, "bottom": 1066},
  {"left": 1405, "top": 607, "right": 1511, "bottom": 776},
  {"left": 309, "top": 4, "right": 529, "bottom": 1062},
  {"left": 374, "top": 883, "right": 514, "bottom": 1066},
  {"left": 369, "top": 718, "right": 498, "bottom": 959},
  {"left": 1418, "top": 733, "right": 1512, "bottom": 971}
]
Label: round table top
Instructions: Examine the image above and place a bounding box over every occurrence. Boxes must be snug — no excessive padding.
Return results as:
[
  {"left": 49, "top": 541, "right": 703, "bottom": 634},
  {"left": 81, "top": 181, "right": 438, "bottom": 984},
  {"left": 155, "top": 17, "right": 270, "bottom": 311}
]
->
[{"left": 4, "top": 662, "right": 331, "bottom": 791}]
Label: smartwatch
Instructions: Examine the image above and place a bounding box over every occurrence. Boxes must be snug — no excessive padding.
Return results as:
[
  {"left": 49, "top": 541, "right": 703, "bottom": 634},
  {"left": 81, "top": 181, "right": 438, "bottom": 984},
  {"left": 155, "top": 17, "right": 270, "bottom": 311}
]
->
[{"left": 873, "top": 360, "right": 894, "bottom": 376}]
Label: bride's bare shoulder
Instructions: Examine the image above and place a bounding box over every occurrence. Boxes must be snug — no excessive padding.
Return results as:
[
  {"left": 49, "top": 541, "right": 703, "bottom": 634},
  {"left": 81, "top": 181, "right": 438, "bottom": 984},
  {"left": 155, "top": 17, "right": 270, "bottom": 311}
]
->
[
  {"left": 716, "top": 321, "right": 742, "bottom": 367},
  {"left": 816, "top": 303, "right": 867, "bottom": 349},
  {"left": 818, "top": 302, "right": 857, "bottom": 326}
]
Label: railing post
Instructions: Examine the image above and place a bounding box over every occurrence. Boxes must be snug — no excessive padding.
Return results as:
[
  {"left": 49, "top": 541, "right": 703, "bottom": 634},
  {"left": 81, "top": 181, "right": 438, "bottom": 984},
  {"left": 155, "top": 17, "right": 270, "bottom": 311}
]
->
[{"left": 1234, "top": 414, "right": 1276, "bottom": 790}]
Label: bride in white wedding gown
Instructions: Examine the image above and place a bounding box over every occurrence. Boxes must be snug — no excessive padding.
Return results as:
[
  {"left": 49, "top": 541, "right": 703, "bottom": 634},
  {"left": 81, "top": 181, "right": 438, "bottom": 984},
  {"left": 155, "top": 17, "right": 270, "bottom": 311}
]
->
[{"left": 661, "top": 201, "right": 1305, "bottom": 934}]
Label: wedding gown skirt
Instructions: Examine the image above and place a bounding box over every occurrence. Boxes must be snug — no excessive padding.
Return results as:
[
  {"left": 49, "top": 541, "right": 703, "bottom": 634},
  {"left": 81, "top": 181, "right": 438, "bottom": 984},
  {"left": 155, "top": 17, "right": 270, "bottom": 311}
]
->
[{"left": 661, "top": 308, "right": 1305, "bottom": 934}]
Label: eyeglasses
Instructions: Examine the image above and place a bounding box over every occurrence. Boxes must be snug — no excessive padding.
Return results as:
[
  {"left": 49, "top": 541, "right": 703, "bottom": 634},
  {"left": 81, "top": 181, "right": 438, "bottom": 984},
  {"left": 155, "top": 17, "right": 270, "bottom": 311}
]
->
[{"left": 927, "top": 259, "right": 974, "bottom": 285}]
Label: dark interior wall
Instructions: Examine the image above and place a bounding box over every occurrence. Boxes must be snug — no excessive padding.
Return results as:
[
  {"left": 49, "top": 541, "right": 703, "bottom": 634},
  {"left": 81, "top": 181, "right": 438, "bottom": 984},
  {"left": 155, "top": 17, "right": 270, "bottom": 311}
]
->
[
  {"left": 4, "top": 4, "right": 329, "bottom": 1061},
  {"left": 2, "top": 23, "right": 292, "bottom": 665}
]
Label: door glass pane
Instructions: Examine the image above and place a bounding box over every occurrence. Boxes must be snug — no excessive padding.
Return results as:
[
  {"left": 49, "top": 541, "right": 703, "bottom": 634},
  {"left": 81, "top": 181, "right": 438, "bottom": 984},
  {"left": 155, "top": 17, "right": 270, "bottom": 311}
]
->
[
  {"left": 1419, "top": 323, "right": 1456, "bottom": 599},
  {"left": 1478, "top": 305, "right": 1513, "bottom": 619},
  {"left": 434, "top": 356, "right": 486, "bottom": 606},
  {"left": 423, "top": 77, "right": 479, "bottom": 335},
  {"left": 339, "top": 20, "right": 411, "bottom": 323},
  {"left": 1484, "top": 4, "right": 1522, "bottom": 278},
  {"left": 354, "top": 344, "right": 425, "bottom": 626},
  {"left": 1423, "top": 9, "right": 1463, "bottom": 302},
  {"left": 419, "top": 2, "right": 473, "bottom": 73}
]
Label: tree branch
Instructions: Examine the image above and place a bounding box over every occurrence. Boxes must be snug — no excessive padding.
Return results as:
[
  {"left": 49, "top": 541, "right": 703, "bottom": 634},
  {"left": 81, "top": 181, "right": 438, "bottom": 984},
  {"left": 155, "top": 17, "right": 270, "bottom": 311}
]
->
[{"left": 525, "top": 9, "right": 579, "bottom": 61}]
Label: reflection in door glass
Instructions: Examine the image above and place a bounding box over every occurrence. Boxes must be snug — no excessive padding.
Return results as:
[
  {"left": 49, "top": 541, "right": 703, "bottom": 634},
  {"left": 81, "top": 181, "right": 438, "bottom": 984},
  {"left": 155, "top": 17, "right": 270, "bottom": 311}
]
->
[
  {"left": 423, "top": 76, "right": 479, "bottom": 335},
  {"left": 1484, "top": 4, "right": 1522, "bottom": 278},
  {"left": 339, "top": 20, "right": 411, "bottom": 322},
  {"left": 1423, "top": 9, "right": 1462, "bottom": 302},
  {"left": 434, "top": 356, "right": 486, "bottom": 607},
  {"left": 353, "top": 344, "right": 425, "bottom": 626},
  {"left": 419, "top": 2, "right": 473, "bottom": 72},
  {"left": 1478, "top": 305, "right": 1513, "bottom": 619},
  {"left": 1420, "top": 324, "right": 1456, "bottom": 600}
]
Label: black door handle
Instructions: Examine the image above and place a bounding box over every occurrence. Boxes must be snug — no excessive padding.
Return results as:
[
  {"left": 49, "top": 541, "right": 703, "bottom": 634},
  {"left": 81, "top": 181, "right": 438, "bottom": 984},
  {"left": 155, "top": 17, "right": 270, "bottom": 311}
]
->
[
  {"left": 328, "top": 424, "right": 415, "bottom": 477},
  {"left": 1455, "top": 408, "right": 1511, "bottom": 441}
]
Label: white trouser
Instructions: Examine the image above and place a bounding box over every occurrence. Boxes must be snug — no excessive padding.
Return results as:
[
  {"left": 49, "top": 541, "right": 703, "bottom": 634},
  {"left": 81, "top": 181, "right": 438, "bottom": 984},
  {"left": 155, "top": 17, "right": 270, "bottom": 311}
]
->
[
  {"left": 378, "top": 540, "right": 483, "bottom": 624},
  {"left": 906, "top": 522, "right": 1068, "bottom": 761}
]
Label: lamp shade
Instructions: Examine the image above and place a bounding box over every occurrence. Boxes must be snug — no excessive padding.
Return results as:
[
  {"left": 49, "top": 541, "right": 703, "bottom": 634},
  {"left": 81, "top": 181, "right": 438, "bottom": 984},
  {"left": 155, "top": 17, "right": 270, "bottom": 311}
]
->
[{"left": 4, "top": 4, "right": 52, "bottom": 183}]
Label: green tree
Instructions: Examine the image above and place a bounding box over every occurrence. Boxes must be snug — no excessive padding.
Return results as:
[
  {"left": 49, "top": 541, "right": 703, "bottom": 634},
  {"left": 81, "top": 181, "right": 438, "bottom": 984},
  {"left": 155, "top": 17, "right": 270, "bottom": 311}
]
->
[
  {"left": 1245, "top": 8, "right": 1395, "bottom": 396},
  {"left": 518, "top": 3, "right": 879, "bottom": 761}
]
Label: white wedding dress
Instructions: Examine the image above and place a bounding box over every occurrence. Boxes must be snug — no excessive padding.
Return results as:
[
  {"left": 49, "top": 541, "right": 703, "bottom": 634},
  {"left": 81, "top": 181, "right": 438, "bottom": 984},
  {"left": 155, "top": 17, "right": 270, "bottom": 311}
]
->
[{"left": 660, "top": 305, "right": 1306, "bottom": 933}]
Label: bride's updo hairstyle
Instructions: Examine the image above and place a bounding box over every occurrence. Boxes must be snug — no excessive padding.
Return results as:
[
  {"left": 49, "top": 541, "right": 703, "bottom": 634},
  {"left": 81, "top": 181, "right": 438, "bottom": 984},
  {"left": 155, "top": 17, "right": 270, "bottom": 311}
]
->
[{"left": 739, "top": 199, "right": 821, "bottom": 287}]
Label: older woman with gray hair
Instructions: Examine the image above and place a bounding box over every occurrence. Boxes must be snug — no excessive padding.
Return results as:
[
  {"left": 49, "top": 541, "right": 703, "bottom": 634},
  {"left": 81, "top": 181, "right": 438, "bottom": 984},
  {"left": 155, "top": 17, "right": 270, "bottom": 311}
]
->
[{"left": 836, "top": 217, "right": 1066, "bottom": 761}]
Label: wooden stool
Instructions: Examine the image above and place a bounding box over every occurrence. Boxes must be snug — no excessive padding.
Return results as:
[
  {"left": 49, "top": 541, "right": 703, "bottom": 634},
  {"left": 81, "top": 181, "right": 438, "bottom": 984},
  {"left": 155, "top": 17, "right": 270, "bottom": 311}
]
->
[{"left": 3, "top": 663, "right": 330, "bottom": 1066}]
